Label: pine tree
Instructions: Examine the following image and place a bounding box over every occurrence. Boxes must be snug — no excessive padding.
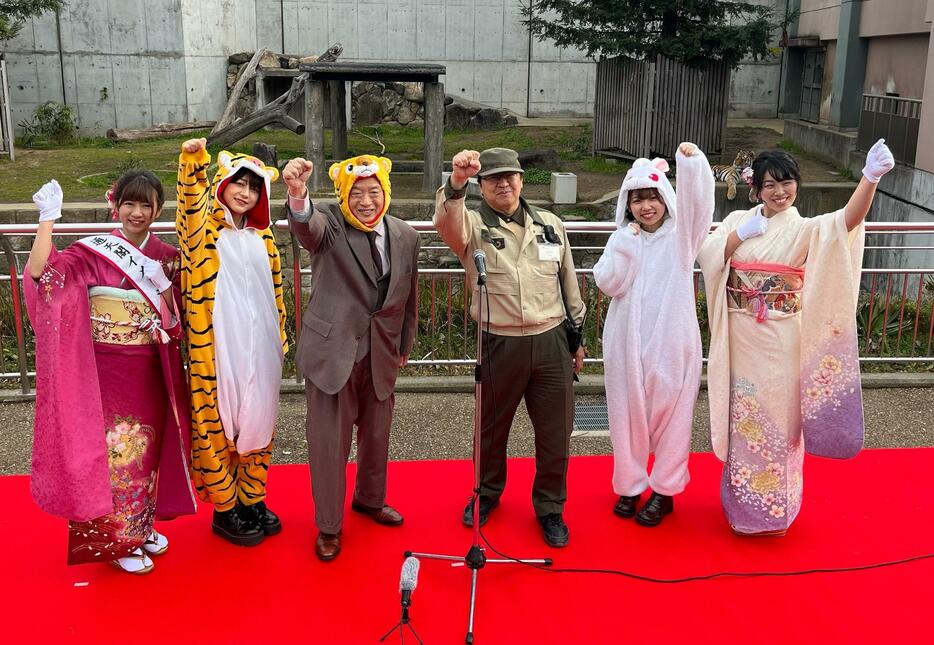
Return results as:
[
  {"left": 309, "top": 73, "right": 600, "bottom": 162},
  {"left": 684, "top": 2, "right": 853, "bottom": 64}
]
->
[
  {"left": 523, "top": 0, "right": 787, "bottom": 68},
  {"left": 1, "top": 1, "right": 65, "bottom": 45}
]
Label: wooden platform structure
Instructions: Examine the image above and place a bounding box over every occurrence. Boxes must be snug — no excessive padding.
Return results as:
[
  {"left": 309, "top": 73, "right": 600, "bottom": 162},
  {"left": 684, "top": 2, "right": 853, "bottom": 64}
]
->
[{"left": 300, "top": 62, "right": 446, "bottom": 192}]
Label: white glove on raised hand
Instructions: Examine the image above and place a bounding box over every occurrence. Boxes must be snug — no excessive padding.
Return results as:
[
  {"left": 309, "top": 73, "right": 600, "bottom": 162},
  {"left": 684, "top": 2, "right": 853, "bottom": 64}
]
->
[
  {"left": 143, "top": 258, "right": 172, "bottom": 293},
  {"left": 736, "top": 211, "right": 769, "bottom": 241},
  {"left": 32, "top": 179, "right": 63, "bottom": 222},
  {"left": 862, "top": 138, "right": 895, "bottom": 184}
]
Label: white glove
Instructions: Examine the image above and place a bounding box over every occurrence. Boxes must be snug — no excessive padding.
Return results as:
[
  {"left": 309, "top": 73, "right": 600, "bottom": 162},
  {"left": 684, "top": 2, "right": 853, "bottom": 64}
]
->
[
  {"left": 736, "top": 212, "right": 769, "bottom": 241},
  {"left": 32, "top": 179, "right": 63, "bottom": 222},
  {"left": 143, "top": 258, "right": 172, "bottom": 293},
  {"left": 862, "top": 138, "right": 895, "bottom": 184}
]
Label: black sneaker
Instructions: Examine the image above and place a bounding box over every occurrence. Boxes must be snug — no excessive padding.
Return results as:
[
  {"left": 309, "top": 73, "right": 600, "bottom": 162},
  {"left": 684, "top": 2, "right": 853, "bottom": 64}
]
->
[
  {"left": 248, "top": 501, "right": 282, "bottom": 536},
  {"left": 212, "top": 507, "right": 264, "bottom": 546},
  {"left": 537, "top": 513, "right": 569, "bottom": 548},
  {"left": 462, "top": 496, "right": 500, "bottom": 527},
  {"left": 635, "top": 492, "right": 674, "bottom": 527}
]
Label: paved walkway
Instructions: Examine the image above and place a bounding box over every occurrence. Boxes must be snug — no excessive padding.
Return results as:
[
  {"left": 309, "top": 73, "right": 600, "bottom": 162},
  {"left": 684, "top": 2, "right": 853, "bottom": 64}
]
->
[{"left": 1, "top": 388, "right": 931, "bottom": 475}]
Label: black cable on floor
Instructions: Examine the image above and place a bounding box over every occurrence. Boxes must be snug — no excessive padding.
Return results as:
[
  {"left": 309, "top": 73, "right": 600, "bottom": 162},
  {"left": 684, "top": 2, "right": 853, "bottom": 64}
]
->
[{"left": 477, "top": 527, "right": 934, "bottom": 583}]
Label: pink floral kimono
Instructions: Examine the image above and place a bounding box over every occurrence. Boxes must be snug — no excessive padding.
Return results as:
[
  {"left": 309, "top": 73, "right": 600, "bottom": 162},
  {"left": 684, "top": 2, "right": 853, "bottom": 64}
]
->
[
  {"left": 24, "top": 231, "right": 196, "bottom": 564},
  {"left": 698, "top": 207, "right": 865, "bottom": 534}
]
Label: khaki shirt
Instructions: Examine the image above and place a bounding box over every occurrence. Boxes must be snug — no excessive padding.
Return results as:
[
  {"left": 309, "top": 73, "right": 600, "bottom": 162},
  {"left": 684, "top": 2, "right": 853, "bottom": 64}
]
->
[{"left": 433, "top": 186, "right": 586, "bottom": 336}]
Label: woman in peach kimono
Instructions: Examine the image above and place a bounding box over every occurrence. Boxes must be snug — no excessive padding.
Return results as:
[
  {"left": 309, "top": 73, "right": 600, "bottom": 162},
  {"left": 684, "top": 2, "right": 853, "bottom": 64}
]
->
[{"left": 698, "top": 140, "right": 894, "bottom": 535}]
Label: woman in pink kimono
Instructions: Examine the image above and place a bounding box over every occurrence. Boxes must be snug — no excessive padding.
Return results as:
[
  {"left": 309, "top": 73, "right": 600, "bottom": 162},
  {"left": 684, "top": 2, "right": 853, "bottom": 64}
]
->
[
  {"left": 25, "top": 171, "right": 196, "bottom": 573},
  {"left": 698, "top": 140, "right": 894, "bottom": 536},
  {"left": 593, "top": 142, "right": 714, "bottom": 527}
]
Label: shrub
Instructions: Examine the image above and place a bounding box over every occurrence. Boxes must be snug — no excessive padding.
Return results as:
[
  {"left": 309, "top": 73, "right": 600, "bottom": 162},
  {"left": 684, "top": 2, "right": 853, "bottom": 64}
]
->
[{"left": 18, "top": 102, "right": 77, "bottom": 147}]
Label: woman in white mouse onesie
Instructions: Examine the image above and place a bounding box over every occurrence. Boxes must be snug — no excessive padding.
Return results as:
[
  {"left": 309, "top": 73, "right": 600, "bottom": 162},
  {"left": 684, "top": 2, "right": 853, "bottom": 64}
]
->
[{"left": 593, "top": 142, "right": 714, "bottom": 527}]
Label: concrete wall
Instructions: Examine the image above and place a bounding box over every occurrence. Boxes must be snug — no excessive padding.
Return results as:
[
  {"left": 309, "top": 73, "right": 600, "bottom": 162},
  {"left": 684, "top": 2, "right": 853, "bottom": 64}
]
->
[
  {"left": 797, "top": 0, "right": 841, "bottom": 40},
  {"left": 6, "top": 0, "right": 790, "bottom": 133},
  {"left": 859, "top": 0, "right": 930, "bottom": 37},
  {"left": 864, "top": 33, "right": 929, "bottom": 98}
]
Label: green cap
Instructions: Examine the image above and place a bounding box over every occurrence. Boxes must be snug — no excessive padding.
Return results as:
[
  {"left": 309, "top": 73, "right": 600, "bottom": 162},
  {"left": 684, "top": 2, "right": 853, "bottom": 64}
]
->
[{"left": 478, "top": 148, "right": 524, "bottom": 177}]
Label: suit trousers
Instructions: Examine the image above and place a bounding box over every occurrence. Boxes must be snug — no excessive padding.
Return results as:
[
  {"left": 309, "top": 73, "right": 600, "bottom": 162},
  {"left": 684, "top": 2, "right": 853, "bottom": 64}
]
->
[
  {"left": 304, "top": 352, "right": 394, "bottom": 534},
  {"left": 478, "top": 324, "right": 574, "bottom": 516}
]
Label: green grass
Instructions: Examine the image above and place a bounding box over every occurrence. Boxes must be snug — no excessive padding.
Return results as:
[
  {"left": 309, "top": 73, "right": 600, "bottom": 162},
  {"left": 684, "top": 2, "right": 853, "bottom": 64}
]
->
[
  {"left": 0, "top": 125, "right": 594, "bottom": 202},
  {"left": 583, "top": 157, "right": 631, "bottom": 174}
]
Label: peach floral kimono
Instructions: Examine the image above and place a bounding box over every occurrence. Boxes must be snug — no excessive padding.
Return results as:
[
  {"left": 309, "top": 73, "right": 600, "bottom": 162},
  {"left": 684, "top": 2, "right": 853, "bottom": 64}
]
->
[{"left": 698, "top": 206, "right": 865, "bottom": 534}]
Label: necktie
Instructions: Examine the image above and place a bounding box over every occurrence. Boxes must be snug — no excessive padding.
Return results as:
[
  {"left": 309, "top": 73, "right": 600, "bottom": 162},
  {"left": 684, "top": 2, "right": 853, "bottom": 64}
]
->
[{"left": 366, "top": 230, "right": 383, "bottom": 277}]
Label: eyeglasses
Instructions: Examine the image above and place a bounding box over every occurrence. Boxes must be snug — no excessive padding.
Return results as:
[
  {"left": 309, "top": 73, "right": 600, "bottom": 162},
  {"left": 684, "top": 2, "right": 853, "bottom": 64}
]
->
[{"left": 480, "top": 172, "right": 520, "bottom": 184}]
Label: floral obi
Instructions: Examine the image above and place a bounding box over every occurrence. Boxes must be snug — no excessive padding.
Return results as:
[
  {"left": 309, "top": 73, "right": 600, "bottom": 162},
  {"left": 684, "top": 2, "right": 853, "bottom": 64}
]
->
[
  {"left": 89, "top": 287, "right": 162, "bottom": 346},
  {"left": 726, "top": 261, "right": 805, "bottom": 323}
]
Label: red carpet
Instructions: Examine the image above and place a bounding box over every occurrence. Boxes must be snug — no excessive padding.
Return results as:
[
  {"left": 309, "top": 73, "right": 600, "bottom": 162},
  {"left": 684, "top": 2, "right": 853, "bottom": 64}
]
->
[{"left": 4, "top": 449, "right": 933, "bottom": 644}]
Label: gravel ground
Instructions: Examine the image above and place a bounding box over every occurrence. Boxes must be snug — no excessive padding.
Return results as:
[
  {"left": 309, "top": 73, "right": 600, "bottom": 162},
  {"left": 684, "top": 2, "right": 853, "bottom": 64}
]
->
[{"left": 1, "top": 389, "right": 932, "bottom": 475}]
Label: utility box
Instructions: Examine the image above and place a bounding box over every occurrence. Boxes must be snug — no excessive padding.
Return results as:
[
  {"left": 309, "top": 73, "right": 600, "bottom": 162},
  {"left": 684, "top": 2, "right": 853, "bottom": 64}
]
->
[{"left": 550, "top": 172, "right": 577, "bottom": 204}]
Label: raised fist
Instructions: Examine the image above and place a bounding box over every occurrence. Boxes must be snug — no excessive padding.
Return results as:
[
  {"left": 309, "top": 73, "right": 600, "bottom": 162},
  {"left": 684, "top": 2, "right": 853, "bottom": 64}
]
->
[
  {"left": 862, "top": 139, "right": 895, "bottom": 184},
  {"left": 282, "top": 158, "right": 314, "bottom": 197},
  {"left": 678, "top": 142, "right": 698, "bottom": 157},
  {"left": 33, "top": 179, "right": 63, "bottom": 223},
  {"left": 451, "top": 150, "right": 481, "bottom": 188},
  {"left": 182, "top": 138, "right": 207, "bottom": 154}
]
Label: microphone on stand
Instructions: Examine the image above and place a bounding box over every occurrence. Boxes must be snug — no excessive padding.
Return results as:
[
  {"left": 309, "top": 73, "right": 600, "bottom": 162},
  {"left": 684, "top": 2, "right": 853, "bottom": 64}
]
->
[
  {"left": 472, "top": 249, "right": 488, "bottom": 285},
  {"left": 399, "top": 556, "right": 420, "bottom": 608}
]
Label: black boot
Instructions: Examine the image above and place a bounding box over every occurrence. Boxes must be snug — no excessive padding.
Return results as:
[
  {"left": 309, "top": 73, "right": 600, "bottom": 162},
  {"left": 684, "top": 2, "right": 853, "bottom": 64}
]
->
[
  {"left": 248, "top": 501, "right": 282, "bottom": 536},
  {"left": 613, "top": 494, "right": 641, "bottom": 518},
  {"left": 212, "top": 507, "right": 264, "bottom": 546}
]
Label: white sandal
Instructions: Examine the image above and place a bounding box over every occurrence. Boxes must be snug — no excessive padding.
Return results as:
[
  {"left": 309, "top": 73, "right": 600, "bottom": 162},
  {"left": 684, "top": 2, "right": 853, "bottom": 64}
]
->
[
  {"left": 109, "top": 547, "right": 154, "bottom": 575},
  {"left": 142, "top": 529, "right": 169, "bottom": 556}
]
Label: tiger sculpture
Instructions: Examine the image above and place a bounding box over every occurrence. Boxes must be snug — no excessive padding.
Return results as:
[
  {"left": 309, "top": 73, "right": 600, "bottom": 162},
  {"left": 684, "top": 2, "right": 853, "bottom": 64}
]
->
[
  {"left": 711, "top": 149, "right": 756, "bottom": 201},
  {"left": 176, "top": 147, "right": 287, "bottom": 514}
]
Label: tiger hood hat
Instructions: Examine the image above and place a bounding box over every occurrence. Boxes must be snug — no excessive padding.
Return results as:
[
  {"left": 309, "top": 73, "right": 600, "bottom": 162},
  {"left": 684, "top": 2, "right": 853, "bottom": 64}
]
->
[
  {"left": 212, "top": 151, "right": 280, "bottom": 230},
  {"left": 329, "top": 154, "right": 392, "bottom": 232},
  {"left": 615, "top": 157, "right": 677, "bottom": 227}
]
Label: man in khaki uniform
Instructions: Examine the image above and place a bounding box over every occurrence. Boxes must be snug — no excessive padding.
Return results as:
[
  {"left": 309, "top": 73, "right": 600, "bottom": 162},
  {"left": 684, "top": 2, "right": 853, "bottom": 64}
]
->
[{"left": 434, "top": 148, "right": 586, "bottom": 547}]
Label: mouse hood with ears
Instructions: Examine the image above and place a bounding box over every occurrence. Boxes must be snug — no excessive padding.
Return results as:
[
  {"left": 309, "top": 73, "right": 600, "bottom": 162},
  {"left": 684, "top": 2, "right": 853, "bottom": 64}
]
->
[
  {"left": 615, "top": 157, "right": 677, "bottom": 227},
  {"left": 329, "top": 154, "right": 392, "bottom": 232},
  {"left": 212, "top": 150, "right": 280, "bottom": 230}
]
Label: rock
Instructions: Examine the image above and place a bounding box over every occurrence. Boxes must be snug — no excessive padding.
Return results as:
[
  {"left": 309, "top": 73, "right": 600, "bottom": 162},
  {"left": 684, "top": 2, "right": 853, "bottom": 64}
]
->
[
  {"left": 408, "top": 118, "right": 424, "bottom": 129},
  {"left": 352, "top": 82, "right": 367, "bottom": 98},
  {"left": 382, "top": 89, "right": 400, "bottom": 111},
  {"left": 258, "top": 51, "right": 281, "bottom": 69},
  {"left": 469, "top": 107, "right": 503, "bottom": 129},
  {"left": 503, "top": 114, "right": 519, "bottom": 127},
  {"left": 298, "top": 55, "right": 319, "bottom": 65},
  {"left": 287, "top": 57, "right": 300, "bottom": 69},
  {"left": 355, "top": 92, "right": 385, "bottom": 126},
  {"left": 387, "top": 82, "right": 406, "bottom": 95},
  {"left": 397, "top": 102, "right": 416, "bottom": 125},
  {"left": 444, "top": 95, "right": 454, "bottom": 106},
  {"left": 229, "top": 52, "right": 254, "bottom": 65},
  {"left": 403, "top": 83, "right": 424, "bottom": 103},
  {"left": 227, "top": 71, "right": 238, "bottom": 89},
  {"left": 444, "top": 102, "right": 473, "bottom": 130},
  {"left": 517, "top": 149, "right": 561, "bottom": 170},
  {"left": 252, "top": 143, "right": 278, "bottom": 169}
]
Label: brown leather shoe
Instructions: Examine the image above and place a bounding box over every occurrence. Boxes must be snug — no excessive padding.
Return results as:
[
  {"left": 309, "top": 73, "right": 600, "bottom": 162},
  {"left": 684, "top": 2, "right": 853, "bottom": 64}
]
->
[
  {"left": 351, "top": 499, "right": 404, "bottom": 526},
  {"left": 315, "top": 531, "right": 341, "bottom": 561}
]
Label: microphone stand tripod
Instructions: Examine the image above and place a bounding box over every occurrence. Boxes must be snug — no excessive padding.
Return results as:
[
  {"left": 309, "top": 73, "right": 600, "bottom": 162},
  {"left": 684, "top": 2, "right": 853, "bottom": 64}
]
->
[
  {"left": 379, "top": 597, "right": 424, "bottom": 645},
  {"left": 404, "top": 271, "right": 552, "bottom": 644}
]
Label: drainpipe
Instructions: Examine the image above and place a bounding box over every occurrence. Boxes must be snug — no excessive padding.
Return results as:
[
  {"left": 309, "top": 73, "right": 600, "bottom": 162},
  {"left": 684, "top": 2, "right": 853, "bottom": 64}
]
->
[
  {"left": 55, "top": 9, "right": 66, "bottom": 105},
  {"left": 526, "top": 0, "right": 533, "bottom": 118}
]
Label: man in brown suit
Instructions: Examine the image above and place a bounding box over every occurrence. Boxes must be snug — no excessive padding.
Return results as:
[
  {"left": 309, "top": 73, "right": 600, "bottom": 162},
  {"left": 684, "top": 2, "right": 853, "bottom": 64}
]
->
[{"left": 282, "top": 155, "right": 420, "bottom": 561}]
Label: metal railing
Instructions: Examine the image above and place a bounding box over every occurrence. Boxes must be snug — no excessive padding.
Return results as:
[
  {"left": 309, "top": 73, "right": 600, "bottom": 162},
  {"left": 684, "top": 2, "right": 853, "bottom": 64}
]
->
[
  {"left": 1, "top": 220, "right": 933, "bottom": 394},
  {"left": 858, "top": 94, "right": 922, "bottom": 166}
]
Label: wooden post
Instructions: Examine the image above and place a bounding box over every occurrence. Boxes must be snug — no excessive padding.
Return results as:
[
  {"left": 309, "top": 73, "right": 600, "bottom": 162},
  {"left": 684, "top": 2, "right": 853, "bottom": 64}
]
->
[
  {"left": 330, "top": 80, "right": 347, "bottom": 159},
  {"left": 306, "top": 79, "right": 327, "bottom": 191},
  {"left": 423, "top": 81, "right": 444, "bottom": 193}
]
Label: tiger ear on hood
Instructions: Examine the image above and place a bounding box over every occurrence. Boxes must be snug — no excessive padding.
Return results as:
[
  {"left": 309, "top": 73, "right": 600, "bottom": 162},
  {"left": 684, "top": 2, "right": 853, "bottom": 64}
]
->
[
  {"left": 266, "top": 165, "right": 280, "bottom": 182},
  {"left": 652, "top": 158, "right": 670, "bottom": 173},
  {"left": 218, "top": 151, "right": 234, "bottom": 170},
  {"left": 376, "top": 156, "right": 392, "bottom": 174},
  {"left": 328, "top": 161, "right": 342, "bottom": 182}
]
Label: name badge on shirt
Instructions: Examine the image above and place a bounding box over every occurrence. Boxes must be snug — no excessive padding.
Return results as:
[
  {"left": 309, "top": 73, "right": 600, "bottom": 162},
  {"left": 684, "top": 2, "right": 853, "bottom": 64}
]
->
[{"left": 538, "top": 243, "right": 561, "bottom": 262}]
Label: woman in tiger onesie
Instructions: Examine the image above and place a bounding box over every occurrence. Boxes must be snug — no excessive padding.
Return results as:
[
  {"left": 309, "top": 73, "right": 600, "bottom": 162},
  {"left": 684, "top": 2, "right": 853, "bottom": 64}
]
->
[{"left": 176, "top": 137, "right": 287, "bottom": 546}]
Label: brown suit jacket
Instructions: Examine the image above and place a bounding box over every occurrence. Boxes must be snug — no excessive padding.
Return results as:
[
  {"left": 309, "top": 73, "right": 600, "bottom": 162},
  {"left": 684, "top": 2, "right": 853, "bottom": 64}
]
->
[{"left": 286, "top": 202, "right": 420, "bottom": 401}]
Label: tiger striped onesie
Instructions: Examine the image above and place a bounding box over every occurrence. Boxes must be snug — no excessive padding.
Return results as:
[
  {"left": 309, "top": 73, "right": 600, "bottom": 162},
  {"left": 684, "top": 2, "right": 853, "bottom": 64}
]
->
[{"left": 176, "top": 147, "right": 288, "bottom": 512}]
